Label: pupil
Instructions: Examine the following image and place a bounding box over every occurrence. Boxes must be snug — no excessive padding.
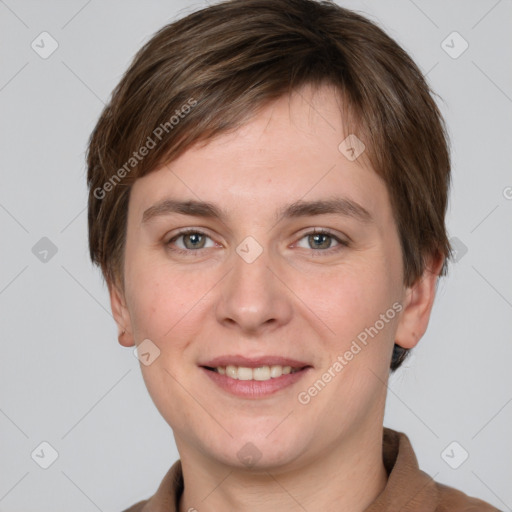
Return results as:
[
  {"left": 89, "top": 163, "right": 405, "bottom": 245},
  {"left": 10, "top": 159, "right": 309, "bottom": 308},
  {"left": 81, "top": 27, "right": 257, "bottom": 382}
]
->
[
  {"left": 309, "top": 233, "right": 330, "bottom": 249},
  {"left": 185, "top": 233, "right": 204, "bottom": 249}
]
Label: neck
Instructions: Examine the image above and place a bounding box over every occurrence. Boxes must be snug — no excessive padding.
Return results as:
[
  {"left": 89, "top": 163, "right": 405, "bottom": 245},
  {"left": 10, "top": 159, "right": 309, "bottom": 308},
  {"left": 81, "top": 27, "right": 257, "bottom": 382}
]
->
[{"left": 177, "top": 425, "right": 388, "bottom": 512}]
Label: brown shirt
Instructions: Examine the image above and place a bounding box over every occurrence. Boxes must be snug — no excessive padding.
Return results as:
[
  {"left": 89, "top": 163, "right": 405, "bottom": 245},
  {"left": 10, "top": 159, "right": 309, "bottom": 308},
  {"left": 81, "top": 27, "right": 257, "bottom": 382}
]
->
[{"left": 122, "top": 428, "right": 500, "bottom": 511}]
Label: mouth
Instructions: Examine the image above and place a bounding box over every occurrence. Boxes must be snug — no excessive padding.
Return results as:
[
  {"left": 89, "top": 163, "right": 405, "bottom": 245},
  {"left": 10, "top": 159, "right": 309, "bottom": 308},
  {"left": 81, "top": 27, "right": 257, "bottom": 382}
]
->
[
  {"left": 199, "top": 356, "right": 312, "bottom": 398},
  {"left": 202, "top": 364, "right": 306, "bottom": 381}
]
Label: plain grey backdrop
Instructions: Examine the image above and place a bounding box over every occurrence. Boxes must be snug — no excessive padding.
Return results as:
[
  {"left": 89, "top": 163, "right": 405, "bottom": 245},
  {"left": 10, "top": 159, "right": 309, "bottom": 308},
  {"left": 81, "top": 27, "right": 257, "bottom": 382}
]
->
[{"left": 1, "top": 0, "right": 511, "bottom": 510}]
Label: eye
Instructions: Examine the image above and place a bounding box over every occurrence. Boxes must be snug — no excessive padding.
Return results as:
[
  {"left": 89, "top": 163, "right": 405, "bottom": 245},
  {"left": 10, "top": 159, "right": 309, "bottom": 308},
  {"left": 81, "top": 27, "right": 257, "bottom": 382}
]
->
[
  {"left": 167, "top": 229, "right": 216, "bottom": 252},
  {"left": 295, "top": 230, "right": 347, "bottom": 251}
]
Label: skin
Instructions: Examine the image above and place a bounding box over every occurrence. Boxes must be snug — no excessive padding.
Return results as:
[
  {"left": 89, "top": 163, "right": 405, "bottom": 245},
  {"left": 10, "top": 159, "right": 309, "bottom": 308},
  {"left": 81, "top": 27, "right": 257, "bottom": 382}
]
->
[{"left": 110, "top": 84, "right": 442, "bottom": 511}]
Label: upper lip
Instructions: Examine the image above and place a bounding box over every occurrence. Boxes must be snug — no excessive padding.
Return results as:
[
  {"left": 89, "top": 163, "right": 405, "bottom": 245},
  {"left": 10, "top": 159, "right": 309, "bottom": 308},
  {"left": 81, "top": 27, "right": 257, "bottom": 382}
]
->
[{"left": 200, "top": 355, "right": 311, "bottom": 369}]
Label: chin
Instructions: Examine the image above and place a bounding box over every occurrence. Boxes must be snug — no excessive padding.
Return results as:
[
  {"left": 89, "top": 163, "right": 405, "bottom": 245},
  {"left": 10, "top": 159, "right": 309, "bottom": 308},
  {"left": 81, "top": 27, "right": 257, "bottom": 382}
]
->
[{"left": 204, "top": 422, "right": 312, "bottom": 472}]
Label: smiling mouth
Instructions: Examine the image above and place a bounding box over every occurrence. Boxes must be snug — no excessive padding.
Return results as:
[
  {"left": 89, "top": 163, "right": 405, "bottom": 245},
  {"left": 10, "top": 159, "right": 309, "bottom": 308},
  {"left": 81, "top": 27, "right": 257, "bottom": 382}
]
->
[{"left": 202, "top": 364, "right": 308, "bottom": 381}]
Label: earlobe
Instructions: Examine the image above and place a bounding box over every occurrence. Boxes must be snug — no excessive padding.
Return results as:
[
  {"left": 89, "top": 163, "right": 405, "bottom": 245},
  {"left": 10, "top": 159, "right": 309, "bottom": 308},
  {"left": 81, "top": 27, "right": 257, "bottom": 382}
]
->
[
  {"left": 395, "top": 254, "right": 444, "bottom": 350},
  {"left": 108, "top": 280, "right": 135, "bottom": 347}
]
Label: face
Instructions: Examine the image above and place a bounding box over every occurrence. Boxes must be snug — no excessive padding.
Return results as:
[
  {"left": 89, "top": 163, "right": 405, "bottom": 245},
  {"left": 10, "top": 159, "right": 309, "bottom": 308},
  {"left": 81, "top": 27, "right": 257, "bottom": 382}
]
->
[{"left": 111, "top": 84, "right": 438, "bottom": 471}]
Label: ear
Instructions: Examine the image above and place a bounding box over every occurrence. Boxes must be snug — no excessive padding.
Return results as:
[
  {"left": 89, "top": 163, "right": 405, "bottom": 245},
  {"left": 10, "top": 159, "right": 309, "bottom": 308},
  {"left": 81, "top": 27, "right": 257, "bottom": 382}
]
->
[
  {"left": 108, "top": 280, "right": 135, "bottom": 347},
  {"left": 395, "top": 254, "right": 444, "bottom": 350}
]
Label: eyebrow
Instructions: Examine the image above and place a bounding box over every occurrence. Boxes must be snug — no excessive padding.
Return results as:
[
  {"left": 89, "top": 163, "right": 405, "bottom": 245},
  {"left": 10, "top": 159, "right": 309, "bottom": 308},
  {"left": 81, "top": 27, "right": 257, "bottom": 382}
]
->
[{"left": 141, "top": 197, "right": 373, "bottom": 225}]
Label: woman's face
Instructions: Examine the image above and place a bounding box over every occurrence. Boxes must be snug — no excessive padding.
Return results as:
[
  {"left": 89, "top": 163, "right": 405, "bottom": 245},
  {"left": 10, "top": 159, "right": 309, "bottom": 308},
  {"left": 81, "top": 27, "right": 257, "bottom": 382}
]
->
[{"left": 112, "top": 85, "right": 424, "bottom": 470}]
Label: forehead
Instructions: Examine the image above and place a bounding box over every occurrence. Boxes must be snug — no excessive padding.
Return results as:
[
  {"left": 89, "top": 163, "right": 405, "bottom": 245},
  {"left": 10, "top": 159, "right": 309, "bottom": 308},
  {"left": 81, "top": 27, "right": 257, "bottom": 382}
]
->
[{"left": 128, "top": 84, "right": 391, "bottom": 226}]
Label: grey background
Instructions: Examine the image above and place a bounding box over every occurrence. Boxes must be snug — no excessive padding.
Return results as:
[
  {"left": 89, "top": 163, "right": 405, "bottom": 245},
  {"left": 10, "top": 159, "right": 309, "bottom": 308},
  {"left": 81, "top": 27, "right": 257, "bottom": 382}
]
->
[{"left": 0, "top": 0, "right": 511, "bottom": 510}]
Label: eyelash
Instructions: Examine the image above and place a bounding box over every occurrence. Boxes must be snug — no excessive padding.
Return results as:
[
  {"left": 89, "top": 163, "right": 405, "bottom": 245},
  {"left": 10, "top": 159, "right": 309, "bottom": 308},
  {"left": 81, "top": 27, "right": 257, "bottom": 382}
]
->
[{"left": 166, "top": 228, "right": 349, "bottom": 256}]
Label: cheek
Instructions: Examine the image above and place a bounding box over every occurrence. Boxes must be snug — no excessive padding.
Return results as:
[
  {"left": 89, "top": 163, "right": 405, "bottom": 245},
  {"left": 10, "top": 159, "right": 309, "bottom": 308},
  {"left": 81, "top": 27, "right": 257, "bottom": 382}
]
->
[
  {"left": 126, "top": 276, "right": 167, "bottom": 341},
  {"left": 125, "top": 264, "right": 209, "bottom": 423},
  {"left": 296, "top": 264, "right": 398, "bottom": 427},
  {"left": 125, "top": 258, "right": 224, "bottom": 413},
  {"left": 126, "top": 258, "right": 207, "bottom": 342},
  {"left": 298, "top": 257, "right": 399, "bottom": 345}
]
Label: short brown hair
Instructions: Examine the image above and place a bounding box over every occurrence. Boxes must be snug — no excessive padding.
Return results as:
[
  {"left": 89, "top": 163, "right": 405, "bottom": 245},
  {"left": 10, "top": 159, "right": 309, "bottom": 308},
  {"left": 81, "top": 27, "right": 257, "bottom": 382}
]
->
[{"left": 87, "top": 0, "right": 452, "bottom": 371}]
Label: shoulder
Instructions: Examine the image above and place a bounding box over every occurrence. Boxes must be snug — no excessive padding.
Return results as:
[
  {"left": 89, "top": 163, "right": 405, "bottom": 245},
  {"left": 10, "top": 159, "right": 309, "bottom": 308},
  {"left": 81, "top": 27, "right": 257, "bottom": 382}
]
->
[
  {"left": 119, "top": 459, "right": 182, "bottom": 512},
  {"left": 435, "top": 482, "right": 502, "bottom": 511},
  {"left": 381, "top": 428, "right": 500, "bottom": 511},
  {"left": 121, "top": 500, "right": 149, "bottom": 512}
]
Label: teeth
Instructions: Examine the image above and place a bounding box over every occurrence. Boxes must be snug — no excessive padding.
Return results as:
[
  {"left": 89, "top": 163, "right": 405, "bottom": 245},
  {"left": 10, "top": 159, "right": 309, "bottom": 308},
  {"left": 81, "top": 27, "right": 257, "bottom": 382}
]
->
[
  {"left": 253, "top": 366, "right": 270, "bottom": 381},
  {"left": 237, "top": 366, "right": 253, "bottom": 381},
  {"left": 226, "top": 365, "right": 237, "bottom": 379},
  {"left": 215, "top": 365, "right": 300, "bottom": 381},
  {"left": 269, "top": 365, "right": 282, "bottom": 378}
]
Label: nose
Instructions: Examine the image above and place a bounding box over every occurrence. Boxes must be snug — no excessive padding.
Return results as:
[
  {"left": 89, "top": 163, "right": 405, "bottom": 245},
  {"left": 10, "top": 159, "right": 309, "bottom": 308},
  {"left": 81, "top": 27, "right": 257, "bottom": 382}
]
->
[{"left": 215, "top": 243, "right": 293, "bottom": 335}]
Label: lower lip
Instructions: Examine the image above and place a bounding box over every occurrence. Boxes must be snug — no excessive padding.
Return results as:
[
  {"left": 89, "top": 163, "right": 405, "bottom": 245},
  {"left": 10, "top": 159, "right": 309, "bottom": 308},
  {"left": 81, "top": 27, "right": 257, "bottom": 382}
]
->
[{"left": 201, "top": 367, "right": 311, "bottom": 398}]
